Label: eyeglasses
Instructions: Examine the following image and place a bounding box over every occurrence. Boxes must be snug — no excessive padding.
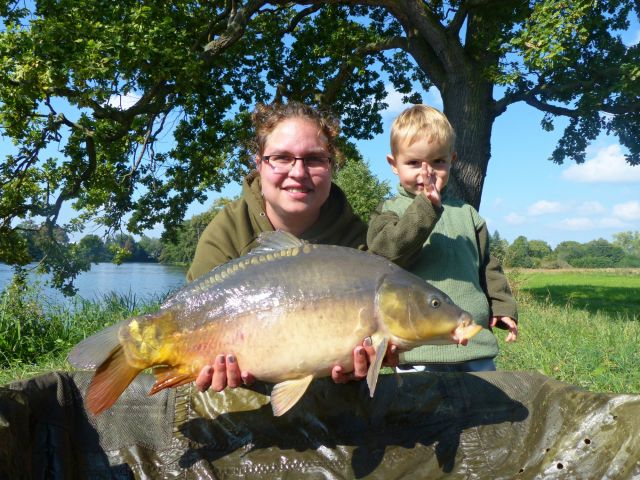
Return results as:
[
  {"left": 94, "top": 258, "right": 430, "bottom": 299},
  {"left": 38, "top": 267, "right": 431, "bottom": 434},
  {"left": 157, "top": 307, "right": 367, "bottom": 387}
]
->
[{"left": 261, "top": 154, "right": 332, "bottom": 173}]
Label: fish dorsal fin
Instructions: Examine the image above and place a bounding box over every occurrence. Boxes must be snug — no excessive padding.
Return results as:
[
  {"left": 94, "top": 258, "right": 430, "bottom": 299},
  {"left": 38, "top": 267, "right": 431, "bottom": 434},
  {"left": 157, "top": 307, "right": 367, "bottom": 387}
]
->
[
  {"left": 366, "top": 335, "right": 388, "bottom": 398},
  {"left": 251, "top": 230, "right": 306, "bottom": 256},
  {"left": 163, "top": 231, "right": 307, "bottom": 309},
  {"left": 270, "top": 374, "right": 314, "bottom": 416}
]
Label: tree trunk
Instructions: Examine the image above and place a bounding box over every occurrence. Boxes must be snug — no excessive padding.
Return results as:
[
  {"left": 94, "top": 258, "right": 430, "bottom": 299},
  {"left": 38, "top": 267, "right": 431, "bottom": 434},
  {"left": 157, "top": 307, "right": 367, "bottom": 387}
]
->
[{"left": 441, "top": 77, "right": 495, "bottom": 211}]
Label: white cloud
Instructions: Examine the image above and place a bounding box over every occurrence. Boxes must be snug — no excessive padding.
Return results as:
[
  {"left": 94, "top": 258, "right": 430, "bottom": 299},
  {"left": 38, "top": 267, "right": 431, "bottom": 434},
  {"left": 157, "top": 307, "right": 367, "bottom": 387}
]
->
[
  {"left": 555, "top": 217, "right": 595, "bottom": 230},
  {"left": 562, "top": 144, "right": 640, "bottom": 183},
  {"left": 107, "top": 93, "right": 141, "bottom": 110},
  {"left": 505, "top": 212, "right": 526, "bottom": 225},
  {"left": 555, "top": 216, "right": 631, "bottom": 231},
  {"left": 383, "top": 87, "right": 406, "bottom": 114},
  {"left": 528, "top": 200, "right": 565, "bottom": 216},
  {"left": 576, "top": 201, "right": 606, "bottom": 215},
  {"left": 599, "top": 218, "right": 627, "bottom": 228},
  {"left": 613, "top": 201, "right": 640, "bottom": 221}
]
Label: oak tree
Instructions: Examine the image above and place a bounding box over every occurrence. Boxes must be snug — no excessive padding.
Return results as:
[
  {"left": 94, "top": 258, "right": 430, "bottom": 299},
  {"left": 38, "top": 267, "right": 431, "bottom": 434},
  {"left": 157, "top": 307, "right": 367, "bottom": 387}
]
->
[{"left": 1, "top": 0, "right": 638, "bottom": 289}]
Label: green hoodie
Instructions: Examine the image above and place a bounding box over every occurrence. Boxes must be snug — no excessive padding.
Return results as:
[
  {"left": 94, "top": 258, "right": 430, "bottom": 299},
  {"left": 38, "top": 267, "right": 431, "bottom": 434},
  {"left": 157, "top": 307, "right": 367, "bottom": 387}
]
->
[{"left": 187, "top": 171, "right": 368, "bottom": 281}]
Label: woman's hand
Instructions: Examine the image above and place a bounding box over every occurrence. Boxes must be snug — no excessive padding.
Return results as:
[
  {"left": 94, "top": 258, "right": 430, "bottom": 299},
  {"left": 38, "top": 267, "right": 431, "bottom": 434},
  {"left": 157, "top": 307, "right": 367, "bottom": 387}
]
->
[
  {"left": 331, "top": 337, "right": 399, "bottom": 383},
  {"left": 194, "top": 354, "right": 255, "bottom": 392}
]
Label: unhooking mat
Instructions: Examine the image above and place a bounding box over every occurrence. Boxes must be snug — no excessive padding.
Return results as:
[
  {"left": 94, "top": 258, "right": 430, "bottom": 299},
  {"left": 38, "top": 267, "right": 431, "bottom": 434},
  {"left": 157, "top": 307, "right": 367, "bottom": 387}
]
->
[{"left": 1, "top": 370, "right": 639, "bottom": 479}]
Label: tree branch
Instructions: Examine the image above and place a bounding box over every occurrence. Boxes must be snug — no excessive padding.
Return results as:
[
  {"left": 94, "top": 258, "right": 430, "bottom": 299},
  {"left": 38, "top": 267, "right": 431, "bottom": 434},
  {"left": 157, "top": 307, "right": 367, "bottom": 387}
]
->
[
  {"left": 318, "top": 36, "right": 408, "bottom": 105},
  {"left": 203, "top": 0, "right": 271, "bottom": 54},
  {"left": 285, "top": 4, "right": 323, "bottom": 34}
]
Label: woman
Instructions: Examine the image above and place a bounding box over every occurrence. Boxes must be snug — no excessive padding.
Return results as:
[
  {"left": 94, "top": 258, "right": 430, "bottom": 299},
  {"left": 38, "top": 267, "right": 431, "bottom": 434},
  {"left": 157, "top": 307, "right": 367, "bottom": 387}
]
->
[{"left": 188, "top": 101, "right": 398, "bottom": 392}]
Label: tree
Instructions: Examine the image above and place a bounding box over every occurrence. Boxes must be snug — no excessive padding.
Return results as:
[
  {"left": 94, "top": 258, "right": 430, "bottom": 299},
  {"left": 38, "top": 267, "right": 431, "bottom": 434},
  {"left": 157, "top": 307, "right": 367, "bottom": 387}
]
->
[
  {"left": 77, "top": 234, "right": 111, "bottom": 263},
  {"left": 570, "top": 238, "right": 625, "bottom": 268},
  {"left": 555, "top": 240, "right": 583, "bottom": 265},
  {"left": 505, "top": 235, "right": 534, "bottom": 268},
  {"left": 613, "top": 231, "right": 640, "bottom": 258},
  {"left": 333, "top": 157, "right": 390, "bottom": 222},
  {"left": 159, "top": 198, "right": 233, "bottom": 265},
  {"left": 489, "top": 230, "right": 508, "bottom": 264},
  {"left": 137, "top": 235, "right": 163, "bottom": 262},
  {"left": 2, "top": 1, "right": 639, "bottom": 288}
]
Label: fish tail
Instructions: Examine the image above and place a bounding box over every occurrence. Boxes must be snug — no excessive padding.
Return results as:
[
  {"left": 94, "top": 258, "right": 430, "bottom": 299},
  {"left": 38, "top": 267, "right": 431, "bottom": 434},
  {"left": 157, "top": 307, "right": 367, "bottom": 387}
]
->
[
  {"left": 68, "top": 320, "right": 126, "bottom": 369},
  {"left": 85, "top": 345, "right": 142, "bottom": 415}
]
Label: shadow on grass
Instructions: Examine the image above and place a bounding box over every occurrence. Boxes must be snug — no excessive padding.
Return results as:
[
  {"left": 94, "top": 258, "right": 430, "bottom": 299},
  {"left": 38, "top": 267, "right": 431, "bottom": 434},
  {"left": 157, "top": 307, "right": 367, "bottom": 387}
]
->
[{"left": 524, "top": 284, "right": 639, "bottom": 319}]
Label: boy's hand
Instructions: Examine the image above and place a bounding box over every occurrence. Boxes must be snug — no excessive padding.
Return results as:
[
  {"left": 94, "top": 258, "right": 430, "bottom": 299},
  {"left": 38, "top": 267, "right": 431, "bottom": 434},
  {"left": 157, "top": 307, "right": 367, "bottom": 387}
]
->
[
  {"left": 490, "top": 316, "right": 518, "bottom": 342},
  {"left": 421, "top": 162, "right": 441, "bottom": 208}
]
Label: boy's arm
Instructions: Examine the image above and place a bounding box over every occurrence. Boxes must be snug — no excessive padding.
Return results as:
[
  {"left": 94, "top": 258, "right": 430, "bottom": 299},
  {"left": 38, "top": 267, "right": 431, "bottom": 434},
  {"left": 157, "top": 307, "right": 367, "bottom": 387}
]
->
[
  {"left": 477, "top": 224, "right": 518, "bottom": 320},
  {"left": 367, "top": 195, "right": 442, "bottom": 268}
]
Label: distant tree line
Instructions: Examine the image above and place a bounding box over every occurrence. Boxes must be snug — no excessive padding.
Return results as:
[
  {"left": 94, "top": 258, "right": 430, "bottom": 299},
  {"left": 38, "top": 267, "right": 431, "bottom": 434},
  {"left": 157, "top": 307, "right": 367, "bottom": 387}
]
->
[
  {"left": 490, "top": 231, "right": 640, "bottom": 269},
  {"left": 17, "top": 216, "right": 640, "bottom": 271}
]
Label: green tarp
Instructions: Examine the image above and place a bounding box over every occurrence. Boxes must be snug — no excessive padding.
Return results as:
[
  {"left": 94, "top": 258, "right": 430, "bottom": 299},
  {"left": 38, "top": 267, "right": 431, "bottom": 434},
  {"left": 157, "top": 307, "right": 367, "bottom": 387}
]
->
[{"left": 1, "top": 370, "right": 639, "bottom": 478}]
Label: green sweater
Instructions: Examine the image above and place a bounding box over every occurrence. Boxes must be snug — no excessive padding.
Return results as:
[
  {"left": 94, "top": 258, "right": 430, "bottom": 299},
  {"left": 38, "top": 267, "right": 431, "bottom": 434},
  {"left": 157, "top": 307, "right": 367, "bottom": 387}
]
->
[
  {"left": 368, "top": 186, "right": 517, "bottom": 364},
  {"left": 187, "top": 171, "right": 368, "bottom": 281}
]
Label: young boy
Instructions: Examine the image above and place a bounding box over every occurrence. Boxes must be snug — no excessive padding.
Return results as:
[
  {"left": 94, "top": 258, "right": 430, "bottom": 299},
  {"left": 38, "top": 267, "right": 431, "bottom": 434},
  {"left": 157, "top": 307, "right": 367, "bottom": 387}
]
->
[{"left": 367, "top": 105, "right": 518, "bottom": 372}]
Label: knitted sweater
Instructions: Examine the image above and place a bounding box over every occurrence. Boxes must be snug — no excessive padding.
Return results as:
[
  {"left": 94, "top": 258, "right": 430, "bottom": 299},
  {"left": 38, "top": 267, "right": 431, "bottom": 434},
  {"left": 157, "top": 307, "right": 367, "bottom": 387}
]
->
[{"left": 368, "top": 186, "right": 518, "bottom": 364}]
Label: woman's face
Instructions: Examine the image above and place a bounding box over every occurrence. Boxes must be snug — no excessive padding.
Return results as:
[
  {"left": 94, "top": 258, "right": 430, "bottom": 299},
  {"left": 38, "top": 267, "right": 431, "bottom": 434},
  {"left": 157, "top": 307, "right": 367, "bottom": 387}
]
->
[{"left": 256, "top": 117, "right": 333, "bottom": 234}]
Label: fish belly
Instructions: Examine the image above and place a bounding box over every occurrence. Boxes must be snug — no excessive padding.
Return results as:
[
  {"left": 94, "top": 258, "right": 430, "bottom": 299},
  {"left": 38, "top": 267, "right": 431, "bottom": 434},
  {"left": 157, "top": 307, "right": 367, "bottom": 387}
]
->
[{"left": 173, "top": 295, "right": 378, "bottom": 383}]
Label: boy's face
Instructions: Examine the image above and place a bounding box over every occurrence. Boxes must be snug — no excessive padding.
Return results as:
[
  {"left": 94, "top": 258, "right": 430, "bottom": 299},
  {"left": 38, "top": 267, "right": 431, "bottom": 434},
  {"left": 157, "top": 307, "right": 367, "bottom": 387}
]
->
[{"left": 388, "top": 137, "right": 455, "bottom": 196}]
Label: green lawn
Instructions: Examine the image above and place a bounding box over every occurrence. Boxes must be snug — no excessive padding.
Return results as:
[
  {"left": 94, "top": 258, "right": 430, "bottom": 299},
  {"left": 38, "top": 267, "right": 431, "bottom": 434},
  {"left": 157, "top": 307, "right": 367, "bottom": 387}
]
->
[
  {"left": 495, "top": 269, "right": 640, "bottom": 394},
  {"left": 511, "top": 268, "right": 640, "bottom": 318}
]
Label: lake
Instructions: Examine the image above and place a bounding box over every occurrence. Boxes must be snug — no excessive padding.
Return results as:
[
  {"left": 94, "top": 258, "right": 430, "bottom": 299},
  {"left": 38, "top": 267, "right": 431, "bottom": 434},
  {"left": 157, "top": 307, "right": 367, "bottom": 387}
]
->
[{"left": 0, "top": 262, "right": 187, "bottom": 306}]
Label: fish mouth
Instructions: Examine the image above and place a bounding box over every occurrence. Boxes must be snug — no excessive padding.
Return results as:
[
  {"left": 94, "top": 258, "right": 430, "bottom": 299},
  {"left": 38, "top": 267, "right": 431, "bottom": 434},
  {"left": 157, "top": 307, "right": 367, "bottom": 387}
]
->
[{"left": 452, "top": 315, "right": 483, "bottom": 346}]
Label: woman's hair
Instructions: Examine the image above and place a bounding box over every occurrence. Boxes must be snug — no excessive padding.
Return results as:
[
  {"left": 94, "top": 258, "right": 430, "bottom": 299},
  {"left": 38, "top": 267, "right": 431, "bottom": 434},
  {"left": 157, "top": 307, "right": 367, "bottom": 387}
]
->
[
  {"left": 251, "top": 101, "right": 342, "bottom": 161},
  {"left": 390, "top": 104, "right": 456, "bottom": 156}
]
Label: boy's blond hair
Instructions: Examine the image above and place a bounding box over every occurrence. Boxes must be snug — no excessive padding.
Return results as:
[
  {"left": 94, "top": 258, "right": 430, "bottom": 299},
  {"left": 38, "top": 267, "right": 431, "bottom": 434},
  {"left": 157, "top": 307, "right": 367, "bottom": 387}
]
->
[{"left": 390, "top": 105, "right": 456, "bottom": 156}]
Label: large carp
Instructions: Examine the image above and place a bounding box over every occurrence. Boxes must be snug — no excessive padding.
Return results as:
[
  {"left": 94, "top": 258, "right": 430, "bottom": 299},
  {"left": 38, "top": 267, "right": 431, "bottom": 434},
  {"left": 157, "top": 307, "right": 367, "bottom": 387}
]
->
[{"left": 68, "top": 231, "right": 482, "bottom": 416}]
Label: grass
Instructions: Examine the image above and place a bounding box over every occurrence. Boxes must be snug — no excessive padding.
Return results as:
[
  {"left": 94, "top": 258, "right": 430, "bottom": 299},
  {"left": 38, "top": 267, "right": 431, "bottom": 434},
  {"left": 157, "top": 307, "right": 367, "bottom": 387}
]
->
[
  {"left": 495, "top": 269, "right": 640, "bottom": 394},
  {"left": 1, "top": 269, "right": 639, "bottom": 394},
  {"left": 510, "top": 268, "right": 640, "bottom": 318},
  {"left": 0, "top": 280, "right": 158, "bottom": 385}
]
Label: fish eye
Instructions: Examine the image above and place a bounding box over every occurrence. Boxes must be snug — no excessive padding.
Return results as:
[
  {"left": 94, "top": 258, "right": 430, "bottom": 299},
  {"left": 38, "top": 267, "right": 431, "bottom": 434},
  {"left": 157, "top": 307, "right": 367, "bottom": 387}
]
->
[{"left": 430, "top": 298, "right": 441, "bottom": 308}]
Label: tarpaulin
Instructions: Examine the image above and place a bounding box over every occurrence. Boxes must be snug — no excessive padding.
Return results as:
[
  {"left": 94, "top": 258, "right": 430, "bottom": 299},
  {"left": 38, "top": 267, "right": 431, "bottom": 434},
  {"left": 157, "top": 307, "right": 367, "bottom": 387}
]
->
[{"left": 1, "top": 370, "right": 639, "bottom": 479}]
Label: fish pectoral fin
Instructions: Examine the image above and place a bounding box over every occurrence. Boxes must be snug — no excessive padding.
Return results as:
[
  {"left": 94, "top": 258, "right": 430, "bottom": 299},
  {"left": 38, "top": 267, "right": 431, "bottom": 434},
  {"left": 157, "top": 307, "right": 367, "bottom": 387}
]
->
[
  {"left": 149, "top": 367, "right": 195, "bottom": 395},
  {"left": 270, "top": 375, "right": 314, "bottom": 417},
  {"left": 366, "top": 335, "right": 388, "bottom": 398}
]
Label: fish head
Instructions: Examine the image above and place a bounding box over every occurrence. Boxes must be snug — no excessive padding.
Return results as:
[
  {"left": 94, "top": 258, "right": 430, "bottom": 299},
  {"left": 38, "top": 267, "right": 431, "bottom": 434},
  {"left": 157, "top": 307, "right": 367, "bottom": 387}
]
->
[{"left": 376, "top": 272, "right": 482, "bottom": 350}]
